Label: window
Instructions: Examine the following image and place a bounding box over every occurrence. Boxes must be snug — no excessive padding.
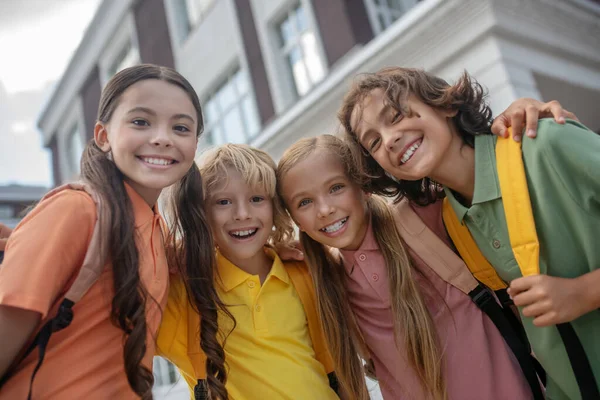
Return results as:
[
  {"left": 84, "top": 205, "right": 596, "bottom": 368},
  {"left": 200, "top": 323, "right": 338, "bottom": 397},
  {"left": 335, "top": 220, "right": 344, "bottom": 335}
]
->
[
  {"left": 153, "top": 357, "right": 178, "bottom": 387},
  {"left": 99, "top": 14, "right": 141, "bottom": 84},
  {"left": 0, "top": 205, "right": 13, "bottom": 219},
  {"left": 173, "top": 0, "right": 216, "bottom": 43},
  {"left": 106, "top": 40, "right": 140, "bottom": 78},
  {"left": 68, "top": 124, "right": 85, "bottom": 175},
  {"left": 277, "top": 3, "right": 325, "bottom": 97},
  {"left": 203, "top": 69, "right": 260, "bottom": 145},
  {"left": 364, "top": 0, "right": 419, "bottom": 34}
]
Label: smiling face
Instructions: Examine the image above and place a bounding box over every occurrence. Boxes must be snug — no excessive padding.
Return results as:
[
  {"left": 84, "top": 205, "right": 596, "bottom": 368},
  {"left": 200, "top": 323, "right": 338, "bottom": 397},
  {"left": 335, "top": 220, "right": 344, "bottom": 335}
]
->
[
  {"left": 94, "top": 79, "right": 199, "bottom": 205},
  {"left": 351, "top": 88, "right": 457, "bottom": 183},
  {"left": 280, "top": 148, "right": 369, "bottom": 251},
  {"left": 206, "top": 167, "right": 274, "bottom": 266}
]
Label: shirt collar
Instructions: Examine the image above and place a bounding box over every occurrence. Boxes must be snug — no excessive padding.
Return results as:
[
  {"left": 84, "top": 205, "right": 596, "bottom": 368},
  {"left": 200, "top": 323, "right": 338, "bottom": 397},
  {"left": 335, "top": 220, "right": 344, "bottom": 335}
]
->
[
  {"left": 339, "top": 217, "right": 378, "bottom": 270},
  {"left": 124, "top": 182, "right": 158, "bottom": 228},
  {"left": 216, "top": 247, "right": 290, "bottom": 292},
  {"left": 443, "top": 134, "right": 501, "bottom": 223}
]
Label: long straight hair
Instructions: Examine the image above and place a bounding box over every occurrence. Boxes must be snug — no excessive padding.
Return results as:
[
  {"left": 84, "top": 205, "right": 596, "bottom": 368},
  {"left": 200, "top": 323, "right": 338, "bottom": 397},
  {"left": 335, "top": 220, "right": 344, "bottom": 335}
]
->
[
  {"left": 81, "top": 64, "right": 228, "bottom": 399},
  {"left": 277, "top": 135, "right": 445, "bottom": 400}
]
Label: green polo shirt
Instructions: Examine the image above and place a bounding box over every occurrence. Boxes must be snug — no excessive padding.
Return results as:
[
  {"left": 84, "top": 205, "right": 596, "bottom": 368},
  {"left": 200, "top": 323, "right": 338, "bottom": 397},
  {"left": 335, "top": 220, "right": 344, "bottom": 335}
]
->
[{"left": 445, "top": 119, "right": 600, "bottom": 400}]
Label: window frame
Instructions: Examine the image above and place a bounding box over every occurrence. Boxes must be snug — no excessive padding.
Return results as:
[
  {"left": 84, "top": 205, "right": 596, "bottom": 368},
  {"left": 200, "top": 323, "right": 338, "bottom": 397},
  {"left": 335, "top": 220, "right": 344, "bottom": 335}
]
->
[
  {"left": 269, "top": 0, "right": 328, "bottom": 105},
  {"left": 363, "top": 0, "right": 420, "bottom": 35},
  {"left": 98, "top": 13, "right": 141, "bottom": 86},
  {"left": 165, "top": 0, "right": 217, "bottom": 46},
  {"left": 200, "top": 65, "right": 262, "bottom": 147}
]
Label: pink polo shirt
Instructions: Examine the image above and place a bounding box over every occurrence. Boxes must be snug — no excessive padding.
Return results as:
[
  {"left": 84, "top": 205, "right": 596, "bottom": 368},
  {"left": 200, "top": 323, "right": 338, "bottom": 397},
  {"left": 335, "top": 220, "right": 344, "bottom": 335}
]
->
[{"left": 339, "top": 201, "right": 531, "bottom": 399}]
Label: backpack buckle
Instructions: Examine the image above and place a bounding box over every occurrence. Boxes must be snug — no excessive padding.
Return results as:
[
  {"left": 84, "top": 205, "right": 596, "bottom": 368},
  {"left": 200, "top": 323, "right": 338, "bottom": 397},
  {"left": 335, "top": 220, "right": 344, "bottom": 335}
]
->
[
  {"left": 470, "top": 284, "right": 494, "bottom": 309},
  {"left": 52, "top": 299, "right": 75, "bottom": 332}
]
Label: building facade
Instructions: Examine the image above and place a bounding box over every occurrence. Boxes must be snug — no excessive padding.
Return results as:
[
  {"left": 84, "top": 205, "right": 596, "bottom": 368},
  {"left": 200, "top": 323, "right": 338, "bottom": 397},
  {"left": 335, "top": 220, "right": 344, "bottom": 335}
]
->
[
  {"left": 0, "top": 185, "right": 47, "bottom": 228},
  {"left": 36, "top": 0, "right": 600, "bottom": 397},
  {"left": 37, "top": 0, "right": 600, "bottom": 186}
]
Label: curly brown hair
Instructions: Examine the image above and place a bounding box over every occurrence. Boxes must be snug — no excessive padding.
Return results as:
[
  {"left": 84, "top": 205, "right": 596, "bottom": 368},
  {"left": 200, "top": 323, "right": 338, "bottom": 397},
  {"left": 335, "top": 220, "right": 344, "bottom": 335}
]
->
[{"left": 338, "top": 67, "right": 493, "bottom": 206}]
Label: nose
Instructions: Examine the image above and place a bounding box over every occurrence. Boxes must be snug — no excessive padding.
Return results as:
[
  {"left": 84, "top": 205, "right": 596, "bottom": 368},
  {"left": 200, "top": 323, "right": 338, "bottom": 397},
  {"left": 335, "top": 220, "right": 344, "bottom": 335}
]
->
[
  {"left": 316, "top": 199, "right": 335, "bottom": 219},
  {"left": 234, "top": 202, "right": 251, "bottom": 221},
  {"left": 150, "top": 125, "right": 173, "bottom": 148},
  {"left": 382, "top": 127, "right": 402, "bottom": 152}
]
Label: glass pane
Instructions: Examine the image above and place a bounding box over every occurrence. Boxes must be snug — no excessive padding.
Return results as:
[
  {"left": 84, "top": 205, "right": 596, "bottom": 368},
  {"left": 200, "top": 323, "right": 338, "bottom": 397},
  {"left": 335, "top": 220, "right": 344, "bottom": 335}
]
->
[
  {"left": 167, "top": 363, "right": 177, "bottom": 383},
  {"left": 204, "top": 98, "right": 220, "bottom": 124},
  {"left": 279, "top": 17, "right": 293, "bottom": 47},
  {"left": 222, "top": 107, "right": 246, "bottom": 143},
  {"left": 174, "top": 0, "right": 192, "bottom": 43},
  {"left": 241, "top": 96, "right": 260, "bottom": 138},
  {"left": 386, "top": 0, "right": 404, "bottom": 11},
  {"left": 69, "top": 126, "right": 84, "bottom": 173},
  {"left": 288, "top": 45, "right": 302, "bottom": 64},
  {"left": 377, "top": 12, "right": 388, "bottom": 30},
  {"left": 216, "top": 80, "right": 236, "bottom": 112},
  {"left": 295, "top": 4, "right": 308, "bottom": 32},
  {"left": 233, "top": 69, "right": 249, "bottom": 95},
  {"left": 301, "top": 32, "right": 325, "bottom": 85},
  {"left": 289, "top": 48, "right": 310, "bottom": 96},
  {"left": 209, "top": 124, "right": 225, "bottom": 145}
]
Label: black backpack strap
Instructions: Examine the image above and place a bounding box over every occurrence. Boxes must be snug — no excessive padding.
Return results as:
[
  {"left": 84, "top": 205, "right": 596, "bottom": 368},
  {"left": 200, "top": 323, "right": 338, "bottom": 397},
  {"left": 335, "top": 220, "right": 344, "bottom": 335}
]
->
[
  {"left": 194, "top": 379, "right": 208, "bottom": 400},
  {"left": 469, "top": 284, "right": 544, "bottom": 400},
  {"left": 327, "top": 372, "right": 340, "bottom": 395},
  {"left": 495, "top": 288, "right": 547, "bottom": 386},
  {"left": 0, "top": 299, "right": 74, "bottom": 399},
  {"left": 556, "top": 322, "right": 600, "bottom": 400}
]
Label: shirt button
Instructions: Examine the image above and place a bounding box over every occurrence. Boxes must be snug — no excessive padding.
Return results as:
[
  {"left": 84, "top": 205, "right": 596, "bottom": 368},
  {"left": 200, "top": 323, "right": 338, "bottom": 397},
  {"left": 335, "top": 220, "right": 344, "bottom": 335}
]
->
[
  {"left": 492, "top": 239, "right": 501, "bottom": 249},
  {"left": 358, "top": 254, "right": 367, "bottom": 262},
  {"left": 255, "top": 304, "right": 262, "bottom": 312},
  {"left": 248, "top": 281, "right": 256, "bottom": 288},
  {"left": 372, "top": 273, "right": 379, "bottom": 282}
]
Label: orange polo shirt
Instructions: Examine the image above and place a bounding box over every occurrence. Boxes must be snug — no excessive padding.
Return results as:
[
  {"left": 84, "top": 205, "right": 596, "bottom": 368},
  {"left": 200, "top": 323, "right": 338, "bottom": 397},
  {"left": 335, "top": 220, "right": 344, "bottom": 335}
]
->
[{"left": 0, "top": 183, "right": 169, "bottom": 399}]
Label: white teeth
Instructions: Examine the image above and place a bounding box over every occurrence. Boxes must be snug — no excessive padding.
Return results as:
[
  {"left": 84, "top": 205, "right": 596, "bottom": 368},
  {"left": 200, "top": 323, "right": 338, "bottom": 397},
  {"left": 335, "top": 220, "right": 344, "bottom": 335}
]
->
[
  {"left": 142, "top": 157, "right": 173, "bottom": 166},
  {"left": 231, "top": 229, "right": 257, "bottom": 238},
  {"left": 400, "top": 141, "right": 421, "bottom": 164},
  {"left": 321, "top": 218, "right": 348, "bottom": 233}
]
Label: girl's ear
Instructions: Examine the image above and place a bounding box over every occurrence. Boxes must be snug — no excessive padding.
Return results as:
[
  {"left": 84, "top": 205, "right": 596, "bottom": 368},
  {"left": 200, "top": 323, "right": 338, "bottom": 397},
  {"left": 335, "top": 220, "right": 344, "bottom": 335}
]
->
[
  {"left": 94, "top": 122, "right": 111, "bottom": 152},
  {"left": 443, "top": 108, "right": 459, "bottom": 118}
]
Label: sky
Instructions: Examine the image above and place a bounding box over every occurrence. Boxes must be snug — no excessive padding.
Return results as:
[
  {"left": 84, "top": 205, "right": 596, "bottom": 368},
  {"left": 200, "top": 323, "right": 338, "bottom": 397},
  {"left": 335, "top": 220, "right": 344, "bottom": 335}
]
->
[{"left": 0, "top": 0, "right": 101, "bottom": 187}]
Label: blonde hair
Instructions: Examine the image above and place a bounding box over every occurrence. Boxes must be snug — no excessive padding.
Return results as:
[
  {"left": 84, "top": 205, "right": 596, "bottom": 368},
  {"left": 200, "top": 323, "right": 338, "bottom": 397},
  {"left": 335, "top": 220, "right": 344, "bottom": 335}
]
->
[
  {"left": 198, "top": 143, "right": 294, "bottom": 246},
  {"left": 277, "top": 135, "right": 446, "bottom": 400}
]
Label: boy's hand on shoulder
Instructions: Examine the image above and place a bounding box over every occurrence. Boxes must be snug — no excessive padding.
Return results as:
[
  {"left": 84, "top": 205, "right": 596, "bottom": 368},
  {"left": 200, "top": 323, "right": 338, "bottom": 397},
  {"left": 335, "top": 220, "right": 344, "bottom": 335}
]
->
[
  {"left": 491, "top": 98, "right": 578, "bottom": 142},
  {"left": 508, "top": 274, "right": 592, "bottom": 326}
]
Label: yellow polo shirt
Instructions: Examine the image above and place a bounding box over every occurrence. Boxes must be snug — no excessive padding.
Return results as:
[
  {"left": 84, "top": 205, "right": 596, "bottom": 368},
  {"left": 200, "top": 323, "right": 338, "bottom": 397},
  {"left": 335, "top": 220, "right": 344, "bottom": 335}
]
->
[{"left": 157, "top": 248, "right": 337, "bottom": 400}]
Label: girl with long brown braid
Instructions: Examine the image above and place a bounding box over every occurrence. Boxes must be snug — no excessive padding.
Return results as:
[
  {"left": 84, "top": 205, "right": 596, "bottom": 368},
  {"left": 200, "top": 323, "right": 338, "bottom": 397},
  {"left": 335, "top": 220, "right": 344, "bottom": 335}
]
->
[{"left": 0, "top": 64, "right": 228, "bottom": 399}]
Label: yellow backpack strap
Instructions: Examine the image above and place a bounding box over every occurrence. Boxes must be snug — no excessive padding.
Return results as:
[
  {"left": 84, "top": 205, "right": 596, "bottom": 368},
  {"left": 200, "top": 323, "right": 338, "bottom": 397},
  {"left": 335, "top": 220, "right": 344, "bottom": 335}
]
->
[
  {"left": 286, "top": 262, "right": 335, "bottom": 373},
  {"left": 442, "top": 199, "right": 508, "bottom": 291},
  {"left": 439, "top": 198, "right": 546, "bottom": 400},
  {"left": 495, "top": 136, "right": 539, "bottom": 276},
  {"left": 496, "top": 133, "right": 600, "bottom": 399}
]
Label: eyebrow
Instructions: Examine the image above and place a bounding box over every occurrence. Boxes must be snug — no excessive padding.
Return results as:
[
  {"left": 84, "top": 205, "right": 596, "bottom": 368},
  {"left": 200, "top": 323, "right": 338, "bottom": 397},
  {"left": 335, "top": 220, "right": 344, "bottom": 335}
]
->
[
  {"left": 289, "top": 174, "right": 348, "bottom": 203},
  {"left": 126, "top": 107, "right": 195, "bottom": 123},
  {"left": 357, "top": 104, "right": 390, "bottom": 144}
]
